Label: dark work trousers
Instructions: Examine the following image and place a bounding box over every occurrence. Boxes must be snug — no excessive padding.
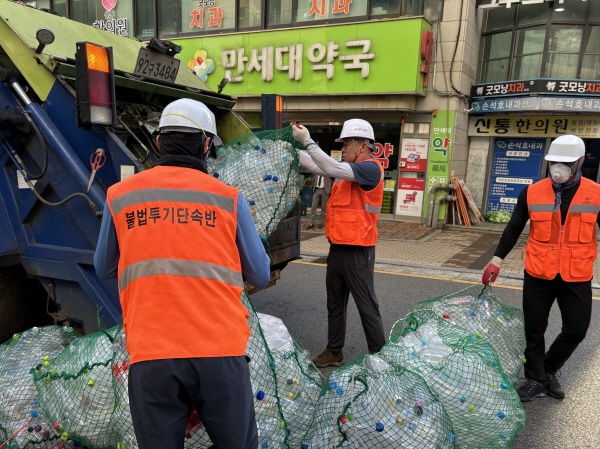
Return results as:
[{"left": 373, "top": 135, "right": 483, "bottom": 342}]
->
[
  {"left": 326, "top": 243, "right": 386, "bottom": 354},
  {"left": 522, "top": 271, "right": 592, "bottom": 382},
  {"left": 309, "top": 188, "right": 329, "bottom": 226},
  {"left": 128, "top": 357, "right": 257, "bottom": 449}
]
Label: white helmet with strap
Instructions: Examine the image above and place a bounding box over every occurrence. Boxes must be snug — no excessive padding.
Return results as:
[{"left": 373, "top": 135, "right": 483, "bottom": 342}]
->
[
  {"left": 545, "top": 135, "right": 585, "bottom": 163},
  {"left": 158, "top": 98, "right": 222, "bottom": 146},
  {"left": 335, "top": 118, "right": 375, "bottom": 143}
]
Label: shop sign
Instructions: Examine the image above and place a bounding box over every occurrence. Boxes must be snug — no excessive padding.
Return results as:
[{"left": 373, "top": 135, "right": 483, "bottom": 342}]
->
[
  {"left": 423, "top": 111, "right": 454, "bottom": 219},
  {"left": 395, "top": 177, "right": 425, "bottom": 217},
  {"left": 477, "top": 0, "right": 583, "bottom": 8},
  {"left": 468, "top": 115, "right": 600, "bottom": 138},
  {"left": 471, "top": 79, "right": 600, "bottom": 99},
  {"left": 486, "top": 138, "right": 545, "bottom": 213},
  {"left": 371, "top": 142, "right": 394, "bottom": 169},
  {"left": 93, "top": 0, "right": 129, "bottom": 36},
  {"left": 172, "top": 19, "right": 429, "bottom": 95},
  {"left": 399, "top": 138, "right": 428, "bottom": 172},
  {"left": 471, "top": 97, "right": 600, "bottom": 113}
]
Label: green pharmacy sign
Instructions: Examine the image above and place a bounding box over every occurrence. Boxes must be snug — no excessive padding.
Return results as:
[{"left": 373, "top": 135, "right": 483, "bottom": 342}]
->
[{"left": 173, "top": 18, "right": 430, "bottom": 96}]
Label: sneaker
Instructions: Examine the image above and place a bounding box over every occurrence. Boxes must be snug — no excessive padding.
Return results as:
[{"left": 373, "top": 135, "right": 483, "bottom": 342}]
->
[
  {"left": 312, "top": 348, "right": 344, "bottom": 368},
  {"left": 546, "top": 371, "right": 565, "bottom": 399},
  {"left": 515, "top": 378, "right": 546, "bottom": 402}
]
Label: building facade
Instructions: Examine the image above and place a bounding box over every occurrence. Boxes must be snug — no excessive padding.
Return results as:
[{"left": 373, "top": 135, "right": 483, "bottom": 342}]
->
[
  {"left": 42, "top": 0, "right": 595, "bottom": 225},
  {"left": 469, "top": 0, "right": 600, "bottom": 218}
]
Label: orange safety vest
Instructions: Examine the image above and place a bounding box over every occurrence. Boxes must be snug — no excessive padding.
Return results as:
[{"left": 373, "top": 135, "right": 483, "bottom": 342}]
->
[
  {"left": 325, "top": 159, "right": 384, "bottom": 246},
  {"left": 106, "top": 165, "right": 248, "bottom": 364},
  {"left": 525, "top": 177, "right": 600, "bottom": 282}
]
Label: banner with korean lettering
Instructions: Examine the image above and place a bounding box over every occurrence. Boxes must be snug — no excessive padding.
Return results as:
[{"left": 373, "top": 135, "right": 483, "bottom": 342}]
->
[
  {"left": 172, "top": 18, "right": 429, "bottom": 95},
  {"left": 395, "top": 176, "right": 425, "bottom": 217},
  {"left": 423, "top": 110, "right": 454, "bottom": 220},
  {"left": 468, "top": 115, "right": 600, "bottom": 138},
  {"left": 486, "top": 138, "right": 546, "bottom": 213},
  {"left": 400, "top": 138, "right": 428, "bottom": 172}
]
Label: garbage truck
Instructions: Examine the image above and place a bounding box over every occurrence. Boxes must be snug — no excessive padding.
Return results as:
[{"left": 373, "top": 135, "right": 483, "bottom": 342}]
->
[{"left": 0, "top": 0, "right": 301, "bottom": 342}]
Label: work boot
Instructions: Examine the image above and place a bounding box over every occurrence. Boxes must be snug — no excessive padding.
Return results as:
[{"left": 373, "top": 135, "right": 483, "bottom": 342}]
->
[
  {"left": 546, "top": 371, "right": 565, "bottom": 399},
  {"left": 515, "top": 378, "right": 546, "bottom": 402},
  {"left": 312, "top": 348, "right": 344, "bottom": 368}
]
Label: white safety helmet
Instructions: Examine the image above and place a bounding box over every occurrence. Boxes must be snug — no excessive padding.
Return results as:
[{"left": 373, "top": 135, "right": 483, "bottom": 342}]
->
[
  {"left": 545, "top": 135, "right": 585, "bottom": 163},
  {"left": 158, "top": 98, "right": 222, "bottom": 146},
  {"left": 335, "top": 118, "right": 375, "bottom": 143}
]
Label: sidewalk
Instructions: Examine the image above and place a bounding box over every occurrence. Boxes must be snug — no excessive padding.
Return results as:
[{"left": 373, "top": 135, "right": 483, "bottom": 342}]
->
[{"left": 299, "top": 217, "right": 600, "bottom": 287}]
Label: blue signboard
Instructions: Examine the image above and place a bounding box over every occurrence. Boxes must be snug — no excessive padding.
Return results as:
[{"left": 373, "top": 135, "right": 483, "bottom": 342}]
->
[
  {"left": 471, "top": 96, "right": 600, "bottom": 113},
  {"left": 486, "top": 138, "right": 546, "bottom": 213}
]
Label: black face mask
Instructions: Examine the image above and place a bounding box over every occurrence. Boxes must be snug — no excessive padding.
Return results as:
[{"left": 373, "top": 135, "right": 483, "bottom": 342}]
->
[
  {"left": 157, "top": 132, "right": 212, "bottom": 173},
  {"left": 158, "top": 132, "right": 206, "bottom": 159}
]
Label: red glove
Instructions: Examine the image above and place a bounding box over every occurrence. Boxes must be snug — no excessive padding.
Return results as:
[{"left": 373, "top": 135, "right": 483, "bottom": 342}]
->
[{"left": 482, "top": 256, "right": 503, "bottom": 286}]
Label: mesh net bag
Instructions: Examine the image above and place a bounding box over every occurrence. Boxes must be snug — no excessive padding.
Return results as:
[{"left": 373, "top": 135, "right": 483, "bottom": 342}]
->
[
  {"left": 380, "top": 316, "right": 526, "bottom": 449},
  {"left": 397, "top": 284, "right": 526, "bottom": 382},
  {"left": 207, "top": 126, "right": 301, "bottom": 240},
  {"left": 256, "top": 313, "right": 323, "bottom": 448},
  {"left": 31, "top": 326, "right": 128, "bottom": 449},
  {"left": 0, "top": 326, "right": 78, "bottom": 449},
  {"left": 301, "top": 354, "right": 454, "bottom": 449}
]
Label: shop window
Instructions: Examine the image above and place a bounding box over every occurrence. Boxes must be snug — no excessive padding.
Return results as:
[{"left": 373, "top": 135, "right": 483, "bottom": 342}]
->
[
  {"left": 551, "top": 1, "right": 587, "bottom": 22},
  {"left": 370, "top": 0, "right": 400, "bottom": 17},
  {"left": 478, "top": 32, "right": 511, "bottom": 83},
  {"left": 36, "top": 0, "right": 51, "bottom": 10},
  {"left": 52, "top": 0, "right": 68, "bottom": 17},
  {"left": 512, "top": 26, "right": 545, "bottom": 80},
  {"left": 516, "top": 3, "right": 547, "bottom": 26},
  {"left": 581, "top": 26, "right": 600, "bottom": 80},
  {"left": 545, "top": 25, "right": 583, "bottom": 78},
  {"left": 295, "top": 0, "right": 367, "bottom": 23},
  {"left": 239, "top": 0, "right": 262, "bottom": 29},
  {"left": 136, "top": 2, "right": 156, "bottom": 38},
  {"left": 267, "top": 0, "right": 292, "bottom": 26},
  {"left": 403, "top": 0, "right": 422, "bottom": 16},
  {"left": 158, "top": 0, "right": 179, "bottom": 36},
  {"left": 483, "top": 6, "right": 515, "bottom": 33},
  {"left": 71, "top": 0, "right": 86, "bottom": 22},
  {"left": 589, "top": 2, "right": 600, "bottom": 23},
  {"left": 480, "top": 4, "right": 600, "bottom": 82}
]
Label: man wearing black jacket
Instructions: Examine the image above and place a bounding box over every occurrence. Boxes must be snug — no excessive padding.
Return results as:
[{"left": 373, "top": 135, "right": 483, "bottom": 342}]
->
[{"left": 482, "top": 135, "right": 600, "bottom": 402}]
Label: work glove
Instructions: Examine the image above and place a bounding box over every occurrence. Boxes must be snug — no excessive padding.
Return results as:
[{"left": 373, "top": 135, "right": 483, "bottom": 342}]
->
[
  {"left": 292, "top": 124, "right": 313, "bottom": 147},
  {"left": 482, "top": 256, "right": 502, "bottom": 286}
]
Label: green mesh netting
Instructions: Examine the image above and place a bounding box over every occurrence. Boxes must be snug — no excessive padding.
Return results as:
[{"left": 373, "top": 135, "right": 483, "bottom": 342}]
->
[
  {"left": 0, "top": 326, "right": 78, "bottom": 449},
  {"left": 381, "top": 312, "right": 526, "bottom": 448},
  {"left": 14, "top": 291, "right": 323, "bottom": 449},
  {"left": 2, "top": 285, "right": 529, "bottom": 449},
  {"left": 301, "top": 355, "right": 454, "bottom": 448},
  {"left": 396, "top": 284, "right": 526, "bottom": 382},
  {"left": 207, "top": 126, "right": 301, "bottom": 240}
]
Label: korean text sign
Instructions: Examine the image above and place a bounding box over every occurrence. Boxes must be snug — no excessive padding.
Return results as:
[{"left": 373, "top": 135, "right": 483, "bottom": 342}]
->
[
  {"left": 486, "top": 138, "right": 545, "bottom": 213},
  {"left": 172, "top": 19, "right": 429, "bottom": 95}
]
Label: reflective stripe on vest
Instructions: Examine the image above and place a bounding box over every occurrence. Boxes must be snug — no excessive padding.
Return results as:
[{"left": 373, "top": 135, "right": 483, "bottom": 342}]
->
[
  {"left": 119, "top": 258, "right": 244, "bottom": 292},
  {"left": 110, "top": 188, "right": 235, "bottom": 215},
  {"left": 525, "top": 177, "right": 600, "bottom": 282}
]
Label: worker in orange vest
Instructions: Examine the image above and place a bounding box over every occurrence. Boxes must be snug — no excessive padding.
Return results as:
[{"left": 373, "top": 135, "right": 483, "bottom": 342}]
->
[
  {"left": 94, "top": 98, "right": 270, "bottom": 449},
  {"left": 293, "top": 120, "right": 386, "bottom": 368},
  {"left": 483, "top": 135, "right": 600, "bottom": 402}
]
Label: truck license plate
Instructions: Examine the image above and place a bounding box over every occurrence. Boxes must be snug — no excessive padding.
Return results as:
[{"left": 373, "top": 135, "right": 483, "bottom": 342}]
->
[{"left": 133, "top": 48, "right": 180, "bottom": 83}]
